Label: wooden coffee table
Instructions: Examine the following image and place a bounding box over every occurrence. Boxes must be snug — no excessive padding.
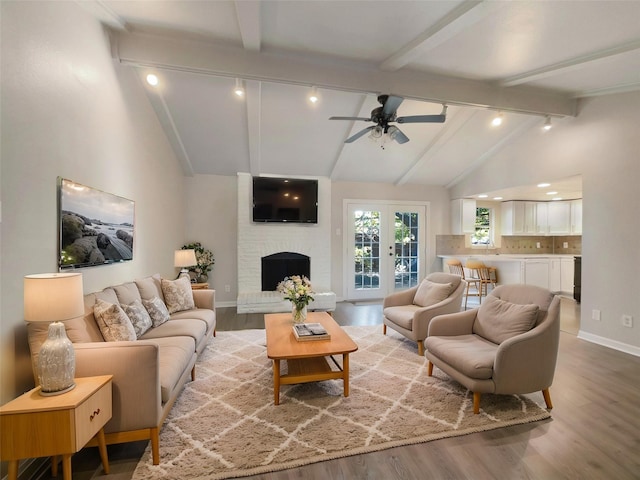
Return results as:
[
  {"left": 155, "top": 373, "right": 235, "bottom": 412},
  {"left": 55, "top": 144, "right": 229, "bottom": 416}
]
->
[{"left": 265, "top": 312, "right": 358, "bottom": 405}]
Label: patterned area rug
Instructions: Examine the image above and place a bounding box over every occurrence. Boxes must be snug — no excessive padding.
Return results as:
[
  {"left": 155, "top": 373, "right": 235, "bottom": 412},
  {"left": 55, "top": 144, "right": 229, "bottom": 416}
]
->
[{"left": 132, "top": 325, "right": 551, "bottom": 479}]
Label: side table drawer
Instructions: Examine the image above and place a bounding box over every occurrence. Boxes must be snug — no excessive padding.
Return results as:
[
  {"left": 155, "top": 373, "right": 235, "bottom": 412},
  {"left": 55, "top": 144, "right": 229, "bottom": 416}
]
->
[{"left": 75, "top": 381, "right": 112, "bottom": 447}]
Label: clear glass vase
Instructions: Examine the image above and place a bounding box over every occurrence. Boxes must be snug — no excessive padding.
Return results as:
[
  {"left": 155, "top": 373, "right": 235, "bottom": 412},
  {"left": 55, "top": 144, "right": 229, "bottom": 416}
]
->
[{"left": 292, "top": 304, "right": 307, "bottom": 323}]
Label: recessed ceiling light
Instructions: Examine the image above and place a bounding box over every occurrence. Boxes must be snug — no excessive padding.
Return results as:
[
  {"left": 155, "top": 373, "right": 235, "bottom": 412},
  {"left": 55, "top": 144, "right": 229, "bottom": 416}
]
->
[
  {"left": 491, "top": 112, "right": 503, "bottom": 127},
  {"left": 552, "top": 197, "right": 563, "bottom": 201},
  {"left": 542, "top": 116, "right": 552, "bottom": 131},
  {"left": 146, "top": 74, "right": 159, "bottom": 86},
  {"left": 537, "top": 183, "right": 551, "bottom": 188},
  {"left": 546, "top": 191, "right": 558, "bottom": 195},
  {"left": 478, "top": 194, "right": 488, "bottom": 198},
  {"left": 493, "top": 196, "right": 503, "bottom": 200}
]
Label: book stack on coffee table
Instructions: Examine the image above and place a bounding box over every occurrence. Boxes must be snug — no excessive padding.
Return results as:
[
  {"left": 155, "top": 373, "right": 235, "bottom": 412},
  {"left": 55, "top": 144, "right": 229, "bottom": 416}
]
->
[{"left": 292, "top": 323, "right": 331, "bottom": 341}]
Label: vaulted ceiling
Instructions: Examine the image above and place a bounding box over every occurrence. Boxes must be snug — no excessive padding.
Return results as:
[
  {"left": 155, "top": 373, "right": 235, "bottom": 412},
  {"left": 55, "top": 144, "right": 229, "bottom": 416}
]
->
[{"left": 85, "top": 1, "right": 640, "bottom": 200}]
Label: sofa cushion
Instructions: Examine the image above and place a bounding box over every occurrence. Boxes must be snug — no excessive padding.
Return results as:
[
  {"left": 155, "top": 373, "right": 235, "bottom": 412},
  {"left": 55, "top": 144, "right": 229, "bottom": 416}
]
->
[
  {"left": 413, "top": 280, "right": 452, "bottom": 307},
  {"left": 425, "top": 334, "right": 497, "bottom": 380},
  {"left": 473, "top": 295, "right": 539, "bottom": 345},
  {"left": 93, "top": 299, "right": 136, "bottom": 342},
  {"left": 148, "top": 336, "right": 196, "bottom": 403},
  {"left": 140, "top": 319, "right": 207, "bottom": 347},
  {"left": 135, "top": 274, "right": 164, "bottom": 302},
  {"left": 143, "top": 296, "right": 170, "bottom": 327},
  {"left": 161, "top": 277, "right": 195, "bottom": 314},
  {"left": 113, "top": 282, "right": 142, "bottom": 306},
  {"left": 170, "top": 308, "right": 216, "bottom": 332},
  {"left": 383, "top": 305, "right": 421, "bottom": 330},
  {"left": 122, "top": 299, "right": 153, "bottom": 338}
]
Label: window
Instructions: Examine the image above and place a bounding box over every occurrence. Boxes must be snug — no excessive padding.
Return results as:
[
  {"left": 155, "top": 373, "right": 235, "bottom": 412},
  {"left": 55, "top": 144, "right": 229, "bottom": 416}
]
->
[{"left": 471, "top": 207, "right": 492, "bottom": 245}]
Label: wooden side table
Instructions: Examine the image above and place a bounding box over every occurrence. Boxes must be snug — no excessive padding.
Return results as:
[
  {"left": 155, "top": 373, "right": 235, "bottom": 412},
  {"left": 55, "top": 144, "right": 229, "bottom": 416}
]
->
[
  {"left": 0, "top": 375, "right": 113, "bottom": 480},
  {"left": 191, "top": 282, "right": 209, "bottom": 290}
]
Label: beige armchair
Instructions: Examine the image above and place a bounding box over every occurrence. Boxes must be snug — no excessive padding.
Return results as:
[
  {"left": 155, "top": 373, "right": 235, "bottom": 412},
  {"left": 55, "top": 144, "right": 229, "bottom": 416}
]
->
[
  {"left": 425, "top": 284, "right": 560, "bottom": 414},
  {"left": 383, "top": 273, "right": 466, "bottom": 355}
]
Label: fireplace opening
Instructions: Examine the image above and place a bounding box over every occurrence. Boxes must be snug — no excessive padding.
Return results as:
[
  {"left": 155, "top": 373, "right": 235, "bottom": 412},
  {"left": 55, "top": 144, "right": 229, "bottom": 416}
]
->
[{"left": 261, "top": 252, "right": 310, "bottom": 291}]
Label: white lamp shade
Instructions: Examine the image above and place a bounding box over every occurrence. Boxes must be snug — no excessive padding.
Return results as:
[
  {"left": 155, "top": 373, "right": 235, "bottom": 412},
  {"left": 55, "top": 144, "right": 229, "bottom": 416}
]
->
[
  {"left": 24, "top": 273, "right": 84, "bottom": 323},
  {"left": 175, "top": 249, "right": 197, "bottom": 268}
]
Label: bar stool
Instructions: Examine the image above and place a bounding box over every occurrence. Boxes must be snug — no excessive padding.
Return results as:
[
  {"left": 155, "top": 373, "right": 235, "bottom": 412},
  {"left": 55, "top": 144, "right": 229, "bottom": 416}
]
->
[
  {"left": 465, "top": 259, "right": 496, "bottom": 300},
  {"left": 446, "top": 258, "right": 481, "bottom": 309}
]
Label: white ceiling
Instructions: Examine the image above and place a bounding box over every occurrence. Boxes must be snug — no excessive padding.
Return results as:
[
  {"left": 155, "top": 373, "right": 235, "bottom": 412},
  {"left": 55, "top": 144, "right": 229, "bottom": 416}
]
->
[{"left": 85, "top": 0, "right": 640, "bottom": 200}]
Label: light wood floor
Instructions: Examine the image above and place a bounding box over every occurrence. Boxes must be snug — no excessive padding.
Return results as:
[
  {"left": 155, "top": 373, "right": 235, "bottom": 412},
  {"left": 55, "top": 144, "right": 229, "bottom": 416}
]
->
[{"left": 32, "top": 296, "right": 640, "bottom": 480}]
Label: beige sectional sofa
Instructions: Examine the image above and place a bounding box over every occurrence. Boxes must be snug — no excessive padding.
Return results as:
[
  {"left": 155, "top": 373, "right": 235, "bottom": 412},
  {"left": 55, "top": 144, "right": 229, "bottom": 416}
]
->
[{"left": 27, "top": 274, "right": 216, "bottom": 464}]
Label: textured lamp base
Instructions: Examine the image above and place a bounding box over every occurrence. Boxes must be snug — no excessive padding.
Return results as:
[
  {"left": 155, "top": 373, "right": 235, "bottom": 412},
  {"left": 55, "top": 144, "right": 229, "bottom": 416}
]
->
[{"left": 38, "top": 322, "right": 76, "bottom": 396}]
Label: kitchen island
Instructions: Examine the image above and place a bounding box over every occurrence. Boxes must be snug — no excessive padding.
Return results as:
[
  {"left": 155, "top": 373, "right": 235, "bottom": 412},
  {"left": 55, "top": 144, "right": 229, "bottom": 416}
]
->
[{"left": 438, "top": 254, "right": 577, "bottom": 295}]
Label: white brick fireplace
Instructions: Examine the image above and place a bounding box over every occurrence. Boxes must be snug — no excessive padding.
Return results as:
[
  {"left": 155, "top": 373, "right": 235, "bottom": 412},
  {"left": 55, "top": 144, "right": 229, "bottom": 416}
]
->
[{"left": 236, "top": 173, "right": 332, "bottom": 297}]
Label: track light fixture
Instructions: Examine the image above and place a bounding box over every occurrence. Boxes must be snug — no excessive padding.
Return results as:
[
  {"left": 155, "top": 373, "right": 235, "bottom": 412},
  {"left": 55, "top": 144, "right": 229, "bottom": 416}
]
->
[
  {"left": 308, "top": 86, "right": 319, "bottom": 104},
  {"left": 234, "top": 78, "right": 245, "bottom": 97},
  {"left": 491, "top": 112, "right": 503, "bottom": 127},
  {"left": 543, "top": 116, "right": 552, "bottom": 131}
]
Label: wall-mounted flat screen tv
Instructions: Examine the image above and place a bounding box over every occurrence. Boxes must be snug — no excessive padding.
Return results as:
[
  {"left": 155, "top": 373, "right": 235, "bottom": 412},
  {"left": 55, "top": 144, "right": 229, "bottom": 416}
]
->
[{"left": 252, "top": 177, "right": 318, "bottom": 223}]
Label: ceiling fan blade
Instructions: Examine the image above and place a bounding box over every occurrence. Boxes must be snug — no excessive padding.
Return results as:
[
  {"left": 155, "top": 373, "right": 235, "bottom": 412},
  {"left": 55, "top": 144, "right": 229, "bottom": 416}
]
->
[
  {"left": 382, "top": 95, "right": 404, "bottom": 116},
  {"left": 396, "top": 114, "right": 446, "bottom": 124},
  {"left": 345, "top": 126, "right": 375, "bottom": 143},
  {"left": 329, "top": 116, "right": 372, "bottom": 121},
  {"left": 392, "top": 128, "right": 410, "bottom": 144}
]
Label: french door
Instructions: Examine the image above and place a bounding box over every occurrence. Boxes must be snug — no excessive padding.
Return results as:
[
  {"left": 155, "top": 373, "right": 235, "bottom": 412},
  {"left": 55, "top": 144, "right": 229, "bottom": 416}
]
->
[{"left": 345, "top": 201, "right": 427, "bottom": 300}]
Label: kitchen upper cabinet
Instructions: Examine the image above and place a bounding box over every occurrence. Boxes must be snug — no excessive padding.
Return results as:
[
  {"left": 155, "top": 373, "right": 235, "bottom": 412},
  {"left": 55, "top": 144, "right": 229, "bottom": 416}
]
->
[
  {"left": 535, "top": 202, "right": 548, "bottom": 234},
  {"left": 570, "top": 200, "right": 582, "bottom": 235},
  {"left": 547, "top": 201, "right": 571, "bottom": 235},
  {"left": 451, "top": 199, "right": 476, "bottom": 235},
  {"left": 501, "top": 201, "right": 543, "bottom": 235}
]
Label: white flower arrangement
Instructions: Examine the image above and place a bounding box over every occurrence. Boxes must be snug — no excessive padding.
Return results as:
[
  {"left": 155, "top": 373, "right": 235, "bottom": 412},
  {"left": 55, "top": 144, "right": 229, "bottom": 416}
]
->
[{"left": 276, "top": 275, "right": 314, "bottom": 310}]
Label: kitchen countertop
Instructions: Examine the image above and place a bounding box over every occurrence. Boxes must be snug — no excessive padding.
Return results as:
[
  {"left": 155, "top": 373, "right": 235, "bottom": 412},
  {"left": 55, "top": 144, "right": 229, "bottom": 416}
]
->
[{"left": 438, "top": 254, "right": 577, "bottom": 260}]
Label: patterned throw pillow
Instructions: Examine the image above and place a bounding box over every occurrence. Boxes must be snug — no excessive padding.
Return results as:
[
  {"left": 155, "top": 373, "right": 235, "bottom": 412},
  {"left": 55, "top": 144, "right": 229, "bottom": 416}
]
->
[
  {"left": 122, "top": 299, "right": 153, "bottom": 338},
  {"left": 143, "top": 296, "right": 170, "bottom": 327},
  {"left": 161, "top": 277, "right": 195, "bottom": 314},
  {"left": 93, "top": 298, "right": 136, "bottom": 342}
]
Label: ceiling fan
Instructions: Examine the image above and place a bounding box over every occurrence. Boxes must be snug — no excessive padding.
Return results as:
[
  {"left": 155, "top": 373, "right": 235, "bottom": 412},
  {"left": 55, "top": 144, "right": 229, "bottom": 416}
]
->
[{"left": 329, "top": 94, "right": 447, "bottom": 144}]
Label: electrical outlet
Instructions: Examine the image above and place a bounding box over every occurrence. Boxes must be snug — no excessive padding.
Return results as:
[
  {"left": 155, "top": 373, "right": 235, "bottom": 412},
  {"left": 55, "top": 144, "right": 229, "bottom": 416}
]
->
[
  {"left": 592, "top": 309, "right": 601, "bottom": 321},
  {"left": 622, "top": 315, "right": 633, "bottom": 328},
  {"left": 563, "top": 242, "right": 569, "bottom": 248},
  {"left": 224, "top": 284, "right": 231, "bottom": 292},
  {"left": 536, "top": 242, "right": 541, "bottom": 248}
]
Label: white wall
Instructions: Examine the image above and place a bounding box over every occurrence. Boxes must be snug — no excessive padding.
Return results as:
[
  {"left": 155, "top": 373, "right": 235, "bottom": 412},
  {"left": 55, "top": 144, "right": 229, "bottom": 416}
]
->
[
  {"left": 451, "top": 92, "right": 640, "bottom": 353},
  {"left": 184, "top": 174, "right": 237, "bottom": 305},
  {"left": 0, "top": 2, "right": 186, "bottom": 402},
  {"left": 331, "top": 182, "right": 451, "bottom": 299}
]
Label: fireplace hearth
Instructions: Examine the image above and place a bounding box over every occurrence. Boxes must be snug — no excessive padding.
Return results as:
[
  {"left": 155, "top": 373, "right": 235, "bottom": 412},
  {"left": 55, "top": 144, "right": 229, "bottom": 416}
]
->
[{"left": 262, "top": 252, "right": 310, "bottom": 291}]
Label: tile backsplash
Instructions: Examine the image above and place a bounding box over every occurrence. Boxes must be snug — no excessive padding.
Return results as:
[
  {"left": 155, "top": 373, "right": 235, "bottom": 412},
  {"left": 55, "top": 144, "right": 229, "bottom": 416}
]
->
[{"left": 436, "top": 235, "right": 582, "bottom": 256}]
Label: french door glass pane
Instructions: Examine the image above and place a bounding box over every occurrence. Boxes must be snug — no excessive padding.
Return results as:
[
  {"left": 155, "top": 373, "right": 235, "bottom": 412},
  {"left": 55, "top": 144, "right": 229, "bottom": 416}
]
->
[
  {"left": 353, "top": 210, "right": 380, "bottom": 290},
  {"left": 394, "top": 211, "right": 419, "bottom": 289}
]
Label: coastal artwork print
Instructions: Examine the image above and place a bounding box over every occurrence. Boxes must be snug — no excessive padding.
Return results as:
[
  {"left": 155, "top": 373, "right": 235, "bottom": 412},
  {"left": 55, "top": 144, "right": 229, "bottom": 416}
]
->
[{"left": 58, "top": 178, "right": 135, "bottom": 269}]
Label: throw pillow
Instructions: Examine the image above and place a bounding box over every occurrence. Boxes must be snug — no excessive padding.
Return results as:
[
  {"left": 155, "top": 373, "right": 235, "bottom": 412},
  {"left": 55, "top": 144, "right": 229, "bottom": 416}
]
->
[
  {"left": 413, "top": 280, "right": 452, "bottom": 307},
  {"left": 93, "top": 298, "right": 136, "bottom": 342},
  {"left": 143, "top": 296, "right": 170, "bottom": 327},
  {"left": 161, "top": 277, "right": 195, "bottom": 314},
  {"left": 473, "top": 295, "right": 539, "bottom": 344},
  {"left": 122, "top": 299, "right": 153, "bottom": 338}
]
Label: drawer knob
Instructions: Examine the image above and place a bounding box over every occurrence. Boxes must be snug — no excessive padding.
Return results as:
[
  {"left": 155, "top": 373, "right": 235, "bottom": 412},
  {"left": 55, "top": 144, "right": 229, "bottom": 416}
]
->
[{"left": 90, "top": 408, "right": 101, "bottom": 421}]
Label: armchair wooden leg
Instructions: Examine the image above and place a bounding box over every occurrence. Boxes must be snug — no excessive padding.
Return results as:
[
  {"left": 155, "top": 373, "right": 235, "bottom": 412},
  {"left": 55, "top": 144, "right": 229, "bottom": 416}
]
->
[
  {"left": 150, "top": 427, "right": 160, "bottom": 465},
  {"left": 418, "top": 341, "right": 424, "bottom": 356},
  {"left": 473, "top": 392, "right": 481, "bottom": 414},
  {"left": 382, "top": 324, "right": 387, "bottom": 335},
  {"left": 542, "top": 388, "right": 553, "bottom": 410},
  {"left": 427, "top": 361, "right": 433, "bottom": 376}
]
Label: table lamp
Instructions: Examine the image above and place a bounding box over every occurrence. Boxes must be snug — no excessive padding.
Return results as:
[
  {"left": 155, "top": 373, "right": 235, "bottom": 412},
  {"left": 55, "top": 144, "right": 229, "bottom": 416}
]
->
[
  {"left": 174, "top": 249, "right": 197, "bottom": 280},
  {"left": 24, "top": 272, "right": 84, "bottom": 396}
]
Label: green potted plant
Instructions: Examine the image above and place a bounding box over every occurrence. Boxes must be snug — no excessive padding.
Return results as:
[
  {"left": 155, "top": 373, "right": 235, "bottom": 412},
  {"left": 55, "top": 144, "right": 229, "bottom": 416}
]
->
[{"left": 182, "top": 242, "right": 214, "bottom": 282}]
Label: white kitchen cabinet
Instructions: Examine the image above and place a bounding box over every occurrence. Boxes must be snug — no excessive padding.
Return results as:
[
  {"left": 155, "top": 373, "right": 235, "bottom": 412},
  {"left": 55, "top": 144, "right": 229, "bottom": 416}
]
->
[
  {"left": 549, "top": 259, "right": 561, "bottom": 292},
  {"left": 560, "top": 258, "right": 574, "bottom": 293},
  {"left": 451, "top": 199, "right": 476, "bottom": 234},
  {"left": 547, "top": 201, "right": 571, "bottom": 235},
  {"left": 570, "top": 199, "right": 582, "bottom": 235},
  {"left": 501, "top": 201, "right": 540, "bottom": 235},
  {"left": 524, "top": 259, "right": 550, "bottom": 289},
  {"left": 535, "top": 202, "right": 548, "bottom": 234}
]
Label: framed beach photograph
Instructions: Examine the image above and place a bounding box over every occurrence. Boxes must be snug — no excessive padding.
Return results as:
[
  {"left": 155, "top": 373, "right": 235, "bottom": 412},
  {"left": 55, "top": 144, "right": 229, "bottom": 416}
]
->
[{"left": 58, "top": 177, "right": 135, "bottom": 269}]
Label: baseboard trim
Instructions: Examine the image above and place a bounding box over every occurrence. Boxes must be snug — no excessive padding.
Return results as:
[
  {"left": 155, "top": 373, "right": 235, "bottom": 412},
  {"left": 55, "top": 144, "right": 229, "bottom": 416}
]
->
[
  {"left": 216, "top": 300, "right": 236, "bottom": 308},
  {"left": 577, "top": 330, "right": 640, "bottom": 357}
]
